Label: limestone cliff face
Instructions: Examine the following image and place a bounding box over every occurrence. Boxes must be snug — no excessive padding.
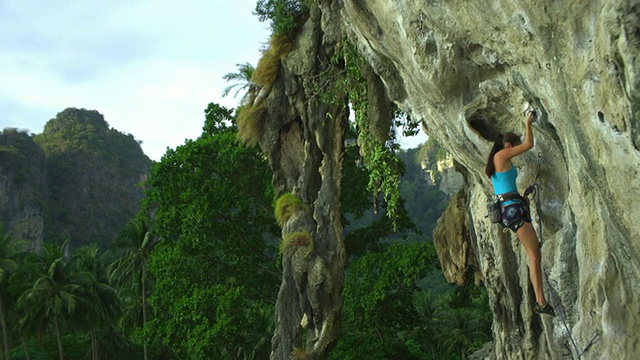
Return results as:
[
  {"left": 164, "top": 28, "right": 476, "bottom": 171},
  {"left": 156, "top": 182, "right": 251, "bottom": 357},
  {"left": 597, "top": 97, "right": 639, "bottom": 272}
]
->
[
  {"left": 1, "top": 109, "right": 151, "bottom": 251},
  {"left": 334, "top": 1, "right": 639, "bottom": 359},
  {"left": 0, "top": 129, "right": 46, "bottom": 251},
  {"left": 423, "top": 153, "right": 464, "bottom": 196},
  {"left": 260, "top": 1, "right": 639, "bottom": 359}
]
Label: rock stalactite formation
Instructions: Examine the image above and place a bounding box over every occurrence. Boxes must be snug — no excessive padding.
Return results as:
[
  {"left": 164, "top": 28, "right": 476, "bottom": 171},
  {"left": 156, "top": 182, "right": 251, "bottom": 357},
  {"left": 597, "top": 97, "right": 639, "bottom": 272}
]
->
[
  {"left": 259, "top": 1, "right": 639, "bottom": 359},
  {"left": 257, "top": 5, "right": 349, "bottom": 360}
]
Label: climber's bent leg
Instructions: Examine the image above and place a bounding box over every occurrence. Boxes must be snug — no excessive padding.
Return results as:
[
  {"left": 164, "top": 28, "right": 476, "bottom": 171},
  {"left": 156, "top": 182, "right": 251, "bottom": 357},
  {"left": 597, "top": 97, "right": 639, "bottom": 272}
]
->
[{"left": 516, "top": 221, "right": 547, "bottom": 306}]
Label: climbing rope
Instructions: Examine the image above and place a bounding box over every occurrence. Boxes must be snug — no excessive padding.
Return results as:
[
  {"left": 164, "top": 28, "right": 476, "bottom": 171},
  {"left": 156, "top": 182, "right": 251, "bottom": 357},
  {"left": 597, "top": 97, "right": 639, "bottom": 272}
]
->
[{"left": 525, "top": 154, "right": 598, "bottom": 359}]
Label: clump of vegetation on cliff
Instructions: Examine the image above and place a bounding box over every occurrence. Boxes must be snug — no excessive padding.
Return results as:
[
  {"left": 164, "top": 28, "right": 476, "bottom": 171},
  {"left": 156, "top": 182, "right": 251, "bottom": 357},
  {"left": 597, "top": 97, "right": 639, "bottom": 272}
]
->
[
  {"left": 254, "top": 0, "right": 309, "bottom": 39},
  {"left": 310, "top": 36, "right": 410, "bottom": 228},
  {"left": 236, "top": 0, "right": 309, "bottom": 146},
  {"left": 275, "top": 192, "right": 304, "bottom": 226}
]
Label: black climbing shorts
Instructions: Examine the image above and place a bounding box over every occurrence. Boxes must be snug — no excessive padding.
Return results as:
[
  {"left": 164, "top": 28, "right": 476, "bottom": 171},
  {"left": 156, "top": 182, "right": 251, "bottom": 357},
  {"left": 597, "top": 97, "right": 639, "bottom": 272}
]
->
[{"left": 500, "top": 201, "right": 531, "bottom": 233}]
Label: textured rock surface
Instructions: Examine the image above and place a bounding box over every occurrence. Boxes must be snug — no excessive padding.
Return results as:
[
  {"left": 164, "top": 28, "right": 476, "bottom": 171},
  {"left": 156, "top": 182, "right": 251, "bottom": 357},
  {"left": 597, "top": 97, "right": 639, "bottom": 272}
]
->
[
  {"left": 334, "top": 1, "right": 640, "bottom": 359},
  {"left": 0, "top": 129, "right": 46, "bottom": 251},
  {"left": 425, "top": 154, "right": 465, "bottom": 196},
  {"left": 433, "top": 188, "right": 481, "bottom": 286},
  {"left": 258, "top": 6, "right": 349, "bottom": 359},
  {"left": 261, "top": 1, "right": 639, "bottom": 359}
]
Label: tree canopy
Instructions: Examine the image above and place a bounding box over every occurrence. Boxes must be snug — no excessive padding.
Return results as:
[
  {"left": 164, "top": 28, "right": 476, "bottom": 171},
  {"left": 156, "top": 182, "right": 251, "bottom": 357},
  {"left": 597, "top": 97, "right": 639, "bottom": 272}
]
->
[{"left": 140, "top": 103, "right": 280, "bottom": 359}]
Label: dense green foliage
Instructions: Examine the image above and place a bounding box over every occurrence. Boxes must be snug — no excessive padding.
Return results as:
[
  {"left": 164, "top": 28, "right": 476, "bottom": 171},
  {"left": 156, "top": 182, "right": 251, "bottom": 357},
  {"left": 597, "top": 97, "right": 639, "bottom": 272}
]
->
[
  {"left": 331, "top": 241, "right": 491, "bottom": 360},
  {"left": 334, "top": 141, "right": 489, "bottom": 360},
  {"left": 7, "top": 241, "right": 139, "bottom": 360},
  {"left": 140, "top": 103, "right": 280, "bottom": 359},
  {"left": 254, "top": 0, "right": 308, "bottom": 38},
  {"left": 0, "top": 104, "right": 279, "bottom": 359},
  {"left": 108, "top": 218, "right": 153, "bottom": 360},
  {"left": 399, "top": 144, "right": 450, "bottom": 237},
  {"left": 0, "top": 229, "right": 27, "bottom": 360}
]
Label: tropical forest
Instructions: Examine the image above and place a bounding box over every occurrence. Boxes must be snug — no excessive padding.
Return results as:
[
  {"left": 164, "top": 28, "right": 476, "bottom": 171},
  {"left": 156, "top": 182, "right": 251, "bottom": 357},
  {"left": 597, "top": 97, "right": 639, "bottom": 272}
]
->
[{"left": 0, "top": 1, "right": 494, "bottom": 359}]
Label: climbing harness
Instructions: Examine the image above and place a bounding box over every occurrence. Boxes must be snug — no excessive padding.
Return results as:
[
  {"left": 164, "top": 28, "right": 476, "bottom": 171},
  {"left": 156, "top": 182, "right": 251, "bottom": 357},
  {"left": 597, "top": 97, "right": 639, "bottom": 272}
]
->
[{"left": 525, "top": 153, "right": 599, "bottom": 359}]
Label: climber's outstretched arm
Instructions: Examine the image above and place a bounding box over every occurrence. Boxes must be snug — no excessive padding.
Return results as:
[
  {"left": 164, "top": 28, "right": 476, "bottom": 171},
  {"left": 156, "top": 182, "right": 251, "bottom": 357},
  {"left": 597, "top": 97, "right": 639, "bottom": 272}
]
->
[{"left": 495, "top": 112, "right": 535, "bottom": 162}]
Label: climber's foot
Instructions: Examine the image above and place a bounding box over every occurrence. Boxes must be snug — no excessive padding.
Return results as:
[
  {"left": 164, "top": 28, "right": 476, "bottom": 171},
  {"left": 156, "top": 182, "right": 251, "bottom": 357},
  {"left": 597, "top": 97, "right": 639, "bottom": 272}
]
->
[{"left": 534, "top": 302, "right": 555, "bottom": 317}]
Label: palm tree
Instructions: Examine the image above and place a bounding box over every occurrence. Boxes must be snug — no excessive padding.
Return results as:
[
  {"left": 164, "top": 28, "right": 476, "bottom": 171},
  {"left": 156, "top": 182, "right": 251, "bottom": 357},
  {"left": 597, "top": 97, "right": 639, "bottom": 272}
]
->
[
  {"left": 14, "top": 242, "right": 80, "bottom": 360},
  {"left": 222, "top": 62, "right": 255, "bottom": 102},
  {"left": 0, "top": 229, "right": 28, "bottom": 360},
  {"left": 412, "top": 292, "right": 440, "bottom": 357},
  {"left": 436, "top": 307, "right": 489, "bottom": 359},
  {"left": 72, "top": 245, "right": 120, "bottom": 360},
  {"left": 234, "top": 303, "right": 274, "bottom": 359},
  {"left": 109, "top": 219, "right": 153, "bottom": 360}
]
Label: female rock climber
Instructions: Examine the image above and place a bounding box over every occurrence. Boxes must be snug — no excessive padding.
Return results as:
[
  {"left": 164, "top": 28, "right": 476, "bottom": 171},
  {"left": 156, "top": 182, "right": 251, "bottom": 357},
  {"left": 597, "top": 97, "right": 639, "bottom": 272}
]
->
[{"left": 485, "top": 111, "right": 555, "bottom": 316}]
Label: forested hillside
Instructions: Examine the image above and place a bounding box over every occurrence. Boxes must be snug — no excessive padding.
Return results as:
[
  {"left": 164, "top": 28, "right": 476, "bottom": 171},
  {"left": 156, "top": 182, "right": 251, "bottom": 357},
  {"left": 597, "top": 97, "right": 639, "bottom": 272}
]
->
[{"left": 1, "top": 108, "right": 152, "bottom": 249}]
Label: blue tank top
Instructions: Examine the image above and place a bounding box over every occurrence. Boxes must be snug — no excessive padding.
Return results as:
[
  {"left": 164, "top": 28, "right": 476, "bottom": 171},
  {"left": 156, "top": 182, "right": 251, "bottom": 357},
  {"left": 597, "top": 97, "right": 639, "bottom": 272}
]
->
[{"left": 491, "top": 166, "right": 519, "bottom": 205}]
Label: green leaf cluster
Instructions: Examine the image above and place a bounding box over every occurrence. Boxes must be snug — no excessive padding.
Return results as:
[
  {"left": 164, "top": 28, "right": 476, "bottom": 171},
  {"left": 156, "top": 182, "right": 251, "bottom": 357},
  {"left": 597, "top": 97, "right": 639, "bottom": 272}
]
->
[
  {"left": 254, "top": 0, "right": 309, "bottom": 39},
  {"left": 331, "top": 241, "right": 492, "bottom": 360},
  {"left": 316, "top": 37, "right": 406, "bottom": 228}
]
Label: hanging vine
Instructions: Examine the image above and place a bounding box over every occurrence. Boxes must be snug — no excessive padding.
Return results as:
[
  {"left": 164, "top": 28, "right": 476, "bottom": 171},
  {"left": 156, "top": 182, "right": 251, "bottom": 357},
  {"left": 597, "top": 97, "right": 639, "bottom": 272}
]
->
[{"left": 315, "top": 37, "right": 406, "bottom": 227}]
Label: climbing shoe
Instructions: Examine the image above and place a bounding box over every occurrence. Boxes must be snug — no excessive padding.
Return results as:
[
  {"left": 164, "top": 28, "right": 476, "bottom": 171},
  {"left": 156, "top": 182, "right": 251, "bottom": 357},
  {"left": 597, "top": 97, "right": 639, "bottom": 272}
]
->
[{"left": 534, "top": 302, "right": 555, "bottom": 317}]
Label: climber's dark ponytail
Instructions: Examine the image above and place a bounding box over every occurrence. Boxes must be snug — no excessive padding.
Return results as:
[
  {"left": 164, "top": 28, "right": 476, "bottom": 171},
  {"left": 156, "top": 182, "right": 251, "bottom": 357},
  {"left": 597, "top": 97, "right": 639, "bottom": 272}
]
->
[
  {"left": 485, "top": 132, "right": 521, "bottom": 177},
  {"left": 485, "top": 134, "right": 504, "bottom": 178}
]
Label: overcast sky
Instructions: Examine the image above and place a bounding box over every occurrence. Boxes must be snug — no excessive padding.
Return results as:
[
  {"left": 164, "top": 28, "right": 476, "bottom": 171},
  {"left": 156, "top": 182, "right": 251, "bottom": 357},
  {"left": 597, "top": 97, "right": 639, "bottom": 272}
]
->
[{"left": 0, "top": 1, "right": 425, "bottom": 161}]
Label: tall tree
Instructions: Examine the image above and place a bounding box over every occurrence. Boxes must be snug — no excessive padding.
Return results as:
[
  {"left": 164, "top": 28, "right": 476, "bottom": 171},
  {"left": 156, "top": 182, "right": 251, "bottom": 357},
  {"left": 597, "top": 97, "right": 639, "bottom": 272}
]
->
[
  {"left": 71, "top": 245, "right": 120, "bottom": 360},
  {"left": 330, "top": 242, "right": 438, "bottom": 359},
  {"left": 13, "top": 242, "right": 81, "bottom": 360},
  {"left": 109, "top": 219, "right": 153, "bottom": 360},
  {"left": 222, "top": 62, "right": 255, "bottom": 103},
  {"left": 141, "top": 103, "right": 279, "bottom": 358},
  {"left": 0, "top": 230, "right": 28, "bottom": 360}
]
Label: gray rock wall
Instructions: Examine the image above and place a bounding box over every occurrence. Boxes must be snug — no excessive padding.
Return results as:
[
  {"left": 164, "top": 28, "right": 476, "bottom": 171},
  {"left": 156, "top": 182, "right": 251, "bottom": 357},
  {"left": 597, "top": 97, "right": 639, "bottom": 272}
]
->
[
  {"left": 335, "top": 1, "right": 639, "bottom": 359},
  {"left": 0, "top": 129, "right": 46, "bottom": 251}
]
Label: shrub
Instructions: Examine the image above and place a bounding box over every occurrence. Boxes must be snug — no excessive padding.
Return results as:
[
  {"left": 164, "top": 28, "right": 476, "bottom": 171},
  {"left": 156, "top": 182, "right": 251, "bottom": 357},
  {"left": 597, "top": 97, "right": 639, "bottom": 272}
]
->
[
  {"left": 292, "top": 347, "right": 309, "bottom": 359},
  {"left": 254, "top": 0, "right": 308, "bottom": 39},
  {"left": 252, "top": 35, "right": 294, "bottom": 88},
  {"left": 274, "top": 193, "right": 303, "bottom": 226},
  {"left": 236, "top": 104, "right": 267, "bottom": 146},
  {"left": 280, "top": 230, "right": 313, "bottom": 255}
]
